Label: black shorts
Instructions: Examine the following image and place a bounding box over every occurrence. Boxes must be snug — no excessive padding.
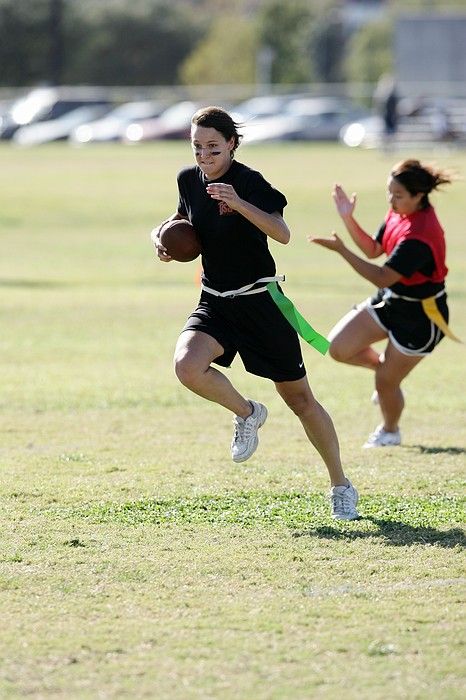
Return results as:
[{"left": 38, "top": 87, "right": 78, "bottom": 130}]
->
[
  {"left": 181, "top": 289, "right": 306, "bottom": 382},
  {"left": 362, "top": 289, "right": 449, "bottom": 356}
]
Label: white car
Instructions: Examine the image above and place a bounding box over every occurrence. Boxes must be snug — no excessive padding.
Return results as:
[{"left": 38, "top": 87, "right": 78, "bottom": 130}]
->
[
  {"left": 123, "top": 101, "right": 201, "bottom": 143},
  {"left": 70, "top": 100, "right": 166, "bottom": 144},
  {"left": 240, "top": 97, "right": 370, "bottom": 143},
  {"left": 13, "top": 104, "right": 111, "bottom": 146}
]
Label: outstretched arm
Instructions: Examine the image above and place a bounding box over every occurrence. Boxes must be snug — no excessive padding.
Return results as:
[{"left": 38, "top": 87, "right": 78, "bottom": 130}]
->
[
  {"left": 206, "top": 182, "right": 290, "bottom": 244},
  {"left": 332, "top": 184, "right": 383, "bottom": 259},
  {"left": 309, "top": 232, "right": 401, "bottom": 288}
]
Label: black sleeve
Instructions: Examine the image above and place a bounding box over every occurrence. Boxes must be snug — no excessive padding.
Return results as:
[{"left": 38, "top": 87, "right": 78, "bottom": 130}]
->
[
  {"left": 374, "top": 222, "right": 386, "bottom": 242},
  {"left": 384, "top": 240, "right": 435, "bottom": 278},
  {"left": 176, "top": 168, "right": 189, "bottom": 217},
  {"left": 243, "top": 170, "right": 287, "bottom": 214}
]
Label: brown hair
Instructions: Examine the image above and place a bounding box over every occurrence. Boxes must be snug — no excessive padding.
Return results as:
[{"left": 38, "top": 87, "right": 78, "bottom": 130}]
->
[
  {"left": 391, "top": 159, "right": 452, "bottom": 208},
  {"left": 191, "top": 106, "right": 242, "bottom": 155}
]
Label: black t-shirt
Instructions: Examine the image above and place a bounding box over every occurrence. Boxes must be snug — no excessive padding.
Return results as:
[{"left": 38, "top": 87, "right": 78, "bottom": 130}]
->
[
  {"left": 177, "top": 160, "right": 287, "bottom": 292},
  {"left": 375, "top": 223, "right": 444, "bottom": 298}
]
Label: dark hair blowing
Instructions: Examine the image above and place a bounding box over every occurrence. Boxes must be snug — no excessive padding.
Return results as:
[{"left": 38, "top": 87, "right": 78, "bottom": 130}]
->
[
  {"left": 191, "top": 106, "right": 242, "bottom": 155},
  {"left": 391, "top": 159, "right": 452, "bottom": 208}
]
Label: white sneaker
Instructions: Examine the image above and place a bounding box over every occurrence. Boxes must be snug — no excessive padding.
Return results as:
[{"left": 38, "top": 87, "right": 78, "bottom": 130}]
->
[
  {"left": 363, "top": 424, "right": 401, "bottom": 448},
  {"left": 231, "top": 400, "right": 268, "bottom": 463},
  {"left": 329, "top": 481, "right": 359, "bottom": 521}
]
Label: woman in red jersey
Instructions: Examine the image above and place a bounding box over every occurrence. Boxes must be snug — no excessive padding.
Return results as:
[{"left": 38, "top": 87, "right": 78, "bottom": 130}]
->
[{"left": 310, "top": 159, "right": 455, "bottom": 448}]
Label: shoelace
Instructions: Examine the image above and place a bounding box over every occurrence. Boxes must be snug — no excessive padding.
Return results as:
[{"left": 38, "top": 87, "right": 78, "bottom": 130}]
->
[
  {"left": 331, "top": 490, "right": 354, "bottom": 513},
  {"left": 233, "top": 413, "right": 256, "bottom": 443},
  {"left": 330, "top": 494, "right": 346, "bottom": 512},
  {"left": 242, "top": 416, "right": 256, "bottom": 439},
  {"left": 330, "top": 493, "right": 343, "bottom": 508},
  {"left": 232, "top": 417, "right": 244, "bottom": 441}
]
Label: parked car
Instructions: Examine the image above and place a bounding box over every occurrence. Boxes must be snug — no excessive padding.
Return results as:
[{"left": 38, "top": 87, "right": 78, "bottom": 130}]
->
[
  {"left": 70, "top": 100, "right": 166, "bottom": 144},
  {"left": 339, "top": 115, "right": 384, "bottom": 148},
  {"left": 0, "top": 99, "right": 14, "bottom": 132},
  {"left": 232, "top": 94, "right": 300, "bottom": 123},
  {"left": 123, "top": 100, "right": 200, "bottom": 143},
  {"left": 240, "top": 97, "right": 370, "bottom": 143},
  {"left": 0, "top": 86, "right": 110, "bottom": 140},
  {"left": 13, "top": 104, "right": 112, "bottom": 146}
]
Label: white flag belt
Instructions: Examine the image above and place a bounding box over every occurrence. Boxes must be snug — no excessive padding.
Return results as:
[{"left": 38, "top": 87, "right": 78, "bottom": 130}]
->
[
  {"left": 382, "top": 288, "right": 446, "bottom": 303},
  {"left": 201, "top": 275, "right": 285, "bottom": 299}
]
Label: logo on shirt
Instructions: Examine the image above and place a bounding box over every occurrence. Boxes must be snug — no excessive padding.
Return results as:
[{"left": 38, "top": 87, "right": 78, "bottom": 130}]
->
[{"left": 219, "top": 201, "right": 235, "bottom": 216}]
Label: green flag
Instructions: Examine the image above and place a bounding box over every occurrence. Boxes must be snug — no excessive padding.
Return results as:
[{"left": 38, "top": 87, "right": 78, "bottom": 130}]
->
[{"left": 267, "top": 282, "right": 330, "bottom": 356}]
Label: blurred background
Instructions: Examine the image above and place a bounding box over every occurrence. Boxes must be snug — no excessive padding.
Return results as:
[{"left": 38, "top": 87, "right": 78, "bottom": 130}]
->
[{"left": 0, "top": 0, "right": 465, "bottom": 149}]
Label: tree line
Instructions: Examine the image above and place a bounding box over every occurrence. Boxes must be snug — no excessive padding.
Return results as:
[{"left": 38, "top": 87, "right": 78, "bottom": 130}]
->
[{"left": 0, "top": 0, "right": 462, "bottom": 88}]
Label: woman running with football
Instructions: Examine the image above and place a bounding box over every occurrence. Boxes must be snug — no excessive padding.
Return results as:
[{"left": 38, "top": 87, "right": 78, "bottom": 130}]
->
[
  {"left": 310, "top": 159, "right": 455, "bottom": 448},
  {"left": 152, "top": 105, "right": 359, "bottom": 520}
]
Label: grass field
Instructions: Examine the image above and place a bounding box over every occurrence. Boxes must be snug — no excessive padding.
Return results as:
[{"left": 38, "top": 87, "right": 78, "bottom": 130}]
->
[{"left": 1, "top": 141, "right": 465, "bottom": 699}]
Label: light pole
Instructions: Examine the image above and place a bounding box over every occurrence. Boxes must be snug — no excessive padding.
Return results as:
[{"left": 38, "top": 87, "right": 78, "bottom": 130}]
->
[
  {"left": 256, "top": 45, "right": 275, "bottom": 95},
  {"left": 49, "top": 0, "right": 64, "bottom": 85}
]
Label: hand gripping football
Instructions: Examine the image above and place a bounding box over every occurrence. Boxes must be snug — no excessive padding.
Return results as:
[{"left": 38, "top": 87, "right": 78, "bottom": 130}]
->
[{"left": 159, "top": 220, "right": 201, "bottom": 262}]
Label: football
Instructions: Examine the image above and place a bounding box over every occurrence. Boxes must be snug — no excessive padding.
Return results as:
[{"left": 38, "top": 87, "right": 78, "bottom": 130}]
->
[{"left": 159, "top": 220, "right": 201, "bottom": 262}]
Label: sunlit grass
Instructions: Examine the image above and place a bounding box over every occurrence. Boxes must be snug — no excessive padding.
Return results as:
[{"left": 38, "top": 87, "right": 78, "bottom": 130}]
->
[{"left": 0, "top": 142, "right": 465, "bottom": 699}]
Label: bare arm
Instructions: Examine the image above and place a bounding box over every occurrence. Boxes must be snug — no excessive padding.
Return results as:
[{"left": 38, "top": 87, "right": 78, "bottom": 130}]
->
[
  {"left": 309, "top": 232, "right": 402, "bottom": 288},
  {"left": 332, "top": 184, "right": 383, "bottom": 259},
  {"left": 206, "top": 182, "right": 290, "bottom": 244}
]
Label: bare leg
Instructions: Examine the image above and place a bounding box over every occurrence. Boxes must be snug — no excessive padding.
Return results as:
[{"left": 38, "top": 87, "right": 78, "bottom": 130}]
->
[
  {"left": 275, "top": 376, "right": 347, "bottom": 487},
  {"left": 375, "top": 343, "right": 423, "bottom": 432},
  {"left": 328, "top": 307, "right": 387, "bottom": 370},
  {"left": 174, "top": 330, "right": 251, "bottom": 418}
]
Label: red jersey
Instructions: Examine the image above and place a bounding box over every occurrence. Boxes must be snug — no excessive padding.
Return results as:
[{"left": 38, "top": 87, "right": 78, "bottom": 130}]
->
[{"left": 382, "top": 206, "right": 448, "bottom": 286}]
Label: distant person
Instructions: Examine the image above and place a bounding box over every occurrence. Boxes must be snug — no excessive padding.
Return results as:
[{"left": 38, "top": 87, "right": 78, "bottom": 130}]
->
[
  {"left": 430, "top": 101, "right": 456, "bottom": 142},
  {"left": 151, "top": 105, "right": 359, "bottom": 520},
  {"left": 309, "top": 159, "right": 458, "bottom": 448},
  {"left": 374, "top": 74, "right": 399, "bottom": 148}
]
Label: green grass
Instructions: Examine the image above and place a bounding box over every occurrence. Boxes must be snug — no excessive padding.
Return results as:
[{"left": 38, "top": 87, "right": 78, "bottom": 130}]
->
[
  {"left": 0, "top": 142, "right": 465, "bottom": 699},
  {"left": 53, "top": 492, "right": 465, "bottom": 533}
]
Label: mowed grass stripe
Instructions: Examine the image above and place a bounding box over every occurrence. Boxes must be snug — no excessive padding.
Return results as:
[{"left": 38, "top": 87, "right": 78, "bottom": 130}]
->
[{"left": 48, "top": 491, "right": 465, "bottom": 533}]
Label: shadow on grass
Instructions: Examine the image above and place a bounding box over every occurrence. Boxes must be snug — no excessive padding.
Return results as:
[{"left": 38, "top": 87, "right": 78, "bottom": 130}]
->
[
  {"left": 409, "top": 445, "right": 466, "bottom": 455},
  {"left": 0, "top": 278, "right": 67, "bottom": 289},
  {"left": 293, "top": 517, "right": 466, "bottom": 548}
]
